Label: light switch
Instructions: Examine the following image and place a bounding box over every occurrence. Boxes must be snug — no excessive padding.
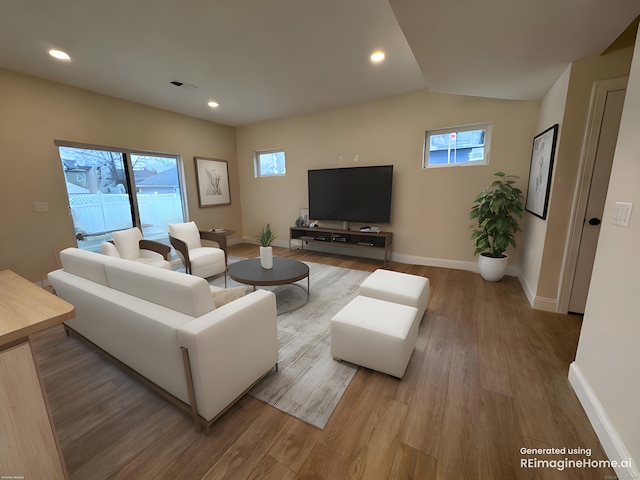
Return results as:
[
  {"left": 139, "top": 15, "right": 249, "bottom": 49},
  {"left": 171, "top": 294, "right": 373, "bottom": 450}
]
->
[
  {"left": 34, "top": 201, "right": 49, "bottom": 213},
  {"left": 612, "top": 202, "right": 632, "bottom": 228}
]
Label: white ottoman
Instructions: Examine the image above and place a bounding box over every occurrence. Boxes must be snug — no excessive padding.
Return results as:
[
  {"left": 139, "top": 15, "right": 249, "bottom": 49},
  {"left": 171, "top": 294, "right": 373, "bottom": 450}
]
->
[
  {"left": 359, "top": 269, "right": 430, "bottom": 322},
  {"left": 330, "top": 296, "right": 419, "bottom": 378}
]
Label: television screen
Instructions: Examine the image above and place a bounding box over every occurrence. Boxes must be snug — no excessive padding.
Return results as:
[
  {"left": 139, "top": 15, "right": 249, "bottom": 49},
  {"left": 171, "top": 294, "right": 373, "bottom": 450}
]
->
[{"left": 308, "top": 165, "right": 393, "bottom": 223}]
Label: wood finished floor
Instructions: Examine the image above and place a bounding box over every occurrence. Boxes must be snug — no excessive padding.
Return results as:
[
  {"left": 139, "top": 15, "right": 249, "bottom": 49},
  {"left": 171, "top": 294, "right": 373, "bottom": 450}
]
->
[{"left": 32, "top": 244, "right": 615, "bottom": 479}]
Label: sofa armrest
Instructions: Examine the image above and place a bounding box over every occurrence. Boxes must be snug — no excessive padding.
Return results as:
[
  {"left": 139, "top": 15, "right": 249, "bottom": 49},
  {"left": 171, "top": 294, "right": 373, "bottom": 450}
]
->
[{"left": 176, "top": 289, "right": 278, "bottom": 422}]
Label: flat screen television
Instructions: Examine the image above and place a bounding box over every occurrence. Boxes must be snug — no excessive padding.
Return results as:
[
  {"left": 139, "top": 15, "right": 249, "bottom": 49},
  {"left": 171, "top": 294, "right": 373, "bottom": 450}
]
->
[{"left": 308, "top": 165, "right": 393, "bottom": 224}]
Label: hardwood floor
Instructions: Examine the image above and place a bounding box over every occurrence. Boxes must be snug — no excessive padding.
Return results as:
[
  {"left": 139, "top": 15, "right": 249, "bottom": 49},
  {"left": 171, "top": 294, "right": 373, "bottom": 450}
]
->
[{"left": 32, "top": 244, "right": 614, "bottom": 479}]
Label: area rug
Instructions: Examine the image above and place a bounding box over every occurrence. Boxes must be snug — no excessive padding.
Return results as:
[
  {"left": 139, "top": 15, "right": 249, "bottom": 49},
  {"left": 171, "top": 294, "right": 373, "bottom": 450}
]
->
[{"left": 210, "top": 260, "right": 370, "bottom": 429}]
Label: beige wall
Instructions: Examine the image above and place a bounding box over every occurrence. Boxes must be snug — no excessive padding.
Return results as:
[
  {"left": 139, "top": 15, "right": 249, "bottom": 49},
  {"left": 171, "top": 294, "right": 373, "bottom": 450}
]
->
[
  {"left": 0, "top": 68, "right": 240, "bottom": 283},
  {"left": 571, "top": 26, "right": 640, "bottom": 475},
  {"left": 236, "top": 90, "right": 539, "bottom": 269},
  {"left": 539, "top": 46, "right": 634, "bottom": 300},
  {"left": 519, "top": 65, "right": 571, "bottom": 308},
  {"left": 519, "top": 45, "right": 634, "bottom": 311}
]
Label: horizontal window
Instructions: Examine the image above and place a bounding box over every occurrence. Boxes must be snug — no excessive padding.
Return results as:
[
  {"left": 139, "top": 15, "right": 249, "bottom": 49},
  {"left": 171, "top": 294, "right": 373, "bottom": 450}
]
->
[
  {"left": 254, "top": 149, "right": 286, "bottom": 177},
  {"left": 423, "top": 122, "right": 492, "bottom": 168}
]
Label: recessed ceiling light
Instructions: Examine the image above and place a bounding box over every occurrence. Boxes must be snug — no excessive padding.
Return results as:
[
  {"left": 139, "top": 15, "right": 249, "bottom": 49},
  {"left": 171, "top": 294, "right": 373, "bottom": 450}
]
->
[
  {"left": 49, "top": 49, "right": 71, "bottom": 61},
  {"left": 370, "top": 51, "right": 385, "bottom": 63},
  {"left": 207, "top": 101, "right": 220, "bottom": 108}
]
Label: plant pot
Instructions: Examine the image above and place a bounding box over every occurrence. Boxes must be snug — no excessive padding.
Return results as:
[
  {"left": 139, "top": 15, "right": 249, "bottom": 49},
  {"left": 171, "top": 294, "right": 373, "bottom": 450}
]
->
[
  {"left": 259, "top": 246, "right": 273, "bottom": 269},
  {"left": 478, "top": 253, "right": 508, "bottom": 281}
]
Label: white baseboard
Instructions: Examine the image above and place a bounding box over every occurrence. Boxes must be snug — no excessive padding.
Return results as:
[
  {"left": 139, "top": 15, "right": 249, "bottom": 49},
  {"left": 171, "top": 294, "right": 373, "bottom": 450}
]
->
[
  {"left": 568, "top": 362, "right": 639, "bottom": 479},
  {"left": 531, "top": 296, "right": 558, "bottom": 312},
  {"left": 281, "top": 238, "right": 521, "bottom": 276},
  {"left": 517, "top": 272, "right": 559, "bottom": 311}
]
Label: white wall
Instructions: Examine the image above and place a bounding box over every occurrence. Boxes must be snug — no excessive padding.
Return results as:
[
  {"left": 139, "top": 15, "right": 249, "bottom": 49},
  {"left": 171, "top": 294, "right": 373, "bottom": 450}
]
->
[{"left": 569, "top": 28, "right": 640, "bottom": 479}]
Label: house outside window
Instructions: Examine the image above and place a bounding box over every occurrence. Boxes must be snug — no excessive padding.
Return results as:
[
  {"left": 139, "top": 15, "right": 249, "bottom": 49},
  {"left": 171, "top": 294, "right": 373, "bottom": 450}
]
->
[
  {"left": 56, "top": 142, "right": 186, "bottom": 251},
  {"left": 423, "top": 122, "right": 492, "bottom": 168},
  {"left": 254, "top": 149, "right": 286, "bottom": 177}
]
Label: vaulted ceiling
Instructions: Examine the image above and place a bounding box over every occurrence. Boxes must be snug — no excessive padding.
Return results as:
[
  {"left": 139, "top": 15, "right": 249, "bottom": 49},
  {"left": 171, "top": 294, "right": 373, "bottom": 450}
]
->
[{"left": 1, "top": 1, "right": 638, "bottom": 126}]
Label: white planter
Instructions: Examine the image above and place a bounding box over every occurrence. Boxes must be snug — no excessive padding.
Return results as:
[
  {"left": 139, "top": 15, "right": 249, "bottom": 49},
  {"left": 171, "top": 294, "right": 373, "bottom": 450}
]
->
[
  {"left": 260, "top": 246, "right": 273, "bottom": 269},
  {"left": 478, "top": 253, "right": 508, "bottom": 281}
]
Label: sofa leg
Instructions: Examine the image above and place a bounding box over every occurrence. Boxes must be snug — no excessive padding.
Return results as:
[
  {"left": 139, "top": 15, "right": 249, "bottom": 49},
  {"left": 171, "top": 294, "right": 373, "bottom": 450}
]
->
[{"left": 180, "top": 347, "right": 202, "bottom": 433}]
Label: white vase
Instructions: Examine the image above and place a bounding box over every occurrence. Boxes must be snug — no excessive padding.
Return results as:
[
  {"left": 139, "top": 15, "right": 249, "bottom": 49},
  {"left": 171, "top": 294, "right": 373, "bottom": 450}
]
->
[
  {"left": 478, "top": 253, "right": 508, "bottom": 281},
  {"left": 260, "top": 246, "right": 273, "bottom": 269}
]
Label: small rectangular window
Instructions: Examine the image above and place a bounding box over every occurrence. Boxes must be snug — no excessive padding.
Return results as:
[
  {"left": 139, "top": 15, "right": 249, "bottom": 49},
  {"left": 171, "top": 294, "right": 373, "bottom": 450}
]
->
[
  {"left": 423, "top": 122, "right": 492, "bottom": 168},
  {"left": 254, "top": 149, "right": 286, "bottom": 177}
]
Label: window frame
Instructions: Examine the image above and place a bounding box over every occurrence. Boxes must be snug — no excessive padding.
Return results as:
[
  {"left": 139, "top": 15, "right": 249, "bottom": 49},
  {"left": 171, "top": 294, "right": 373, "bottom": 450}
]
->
[
  {"left": 54, "top": 140, "right": 188, "bottom": 249},
  {"left": 254, "top": 149, "right": 286, "bottom": 178},
  {"left": 422, "top": 122, "right": 492, "bottom": 169}
]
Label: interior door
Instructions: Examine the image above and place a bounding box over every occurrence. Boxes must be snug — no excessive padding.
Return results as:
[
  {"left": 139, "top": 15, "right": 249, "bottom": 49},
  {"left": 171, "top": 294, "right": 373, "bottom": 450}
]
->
[{"left": 568, "top": 87, "right": 626, "bottom": 313}]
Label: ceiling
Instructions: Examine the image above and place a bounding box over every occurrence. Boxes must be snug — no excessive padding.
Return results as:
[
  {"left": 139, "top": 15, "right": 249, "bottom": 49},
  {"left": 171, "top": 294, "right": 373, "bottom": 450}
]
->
[{"left": 0, "top": 1, "right": 638, "bottom": 127}]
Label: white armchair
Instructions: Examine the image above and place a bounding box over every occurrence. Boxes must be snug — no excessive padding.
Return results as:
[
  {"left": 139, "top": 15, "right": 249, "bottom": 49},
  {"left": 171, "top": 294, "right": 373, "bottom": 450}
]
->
[
  {"left": 168, "top": 222, "right": 227, "bottom": 281},
  {"left": 100, "top": 227, "right": 172, "bottom": 269}
]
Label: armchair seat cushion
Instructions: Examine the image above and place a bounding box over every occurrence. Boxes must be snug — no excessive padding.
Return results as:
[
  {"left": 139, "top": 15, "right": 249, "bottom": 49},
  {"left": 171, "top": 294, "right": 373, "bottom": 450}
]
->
[
  {"left": 169, "top": 222, "right": 227, "bottom": 279},
  {"left": 189, "top": 248, "right": 226, "bottom": 278},
  {"left": 134, "top": 256, "right": 173, "bottom": 269},
  {"left": 101, "top": 227, "right": 171, "bottom": 269}
]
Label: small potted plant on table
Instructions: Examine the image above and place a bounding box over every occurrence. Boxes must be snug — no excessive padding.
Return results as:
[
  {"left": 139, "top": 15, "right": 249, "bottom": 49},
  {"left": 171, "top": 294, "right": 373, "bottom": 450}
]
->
[
  {"left": 469, "top": 172, "right": 524, "bottom": 281},
  {"left": 257, "top": 224, "right": 277, "bottom": 269}
]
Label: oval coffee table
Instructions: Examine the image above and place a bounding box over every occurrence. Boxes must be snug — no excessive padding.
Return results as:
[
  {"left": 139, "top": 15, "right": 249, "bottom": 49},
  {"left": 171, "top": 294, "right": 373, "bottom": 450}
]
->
[{"left": 228, "top": 257, "right": 310, "bottom": 298}]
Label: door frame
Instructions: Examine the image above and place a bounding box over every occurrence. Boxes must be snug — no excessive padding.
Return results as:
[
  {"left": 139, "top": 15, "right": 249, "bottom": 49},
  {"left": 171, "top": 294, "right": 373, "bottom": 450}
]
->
[{"left": 558, "top": 77, "right": 628, "bottom": 313}]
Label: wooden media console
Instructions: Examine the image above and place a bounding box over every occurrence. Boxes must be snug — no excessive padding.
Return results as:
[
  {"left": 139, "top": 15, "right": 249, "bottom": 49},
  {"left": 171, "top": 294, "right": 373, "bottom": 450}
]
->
[{"left": 289, "top": 226, "right": 393, "bottom": 266}]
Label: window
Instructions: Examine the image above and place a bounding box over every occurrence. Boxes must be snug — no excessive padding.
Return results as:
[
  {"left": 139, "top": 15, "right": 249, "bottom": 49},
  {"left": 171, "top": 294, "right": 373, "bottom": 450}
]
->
[
  {"left": 423, "top": 122, "right": 492, "bottom": 168},
  {"left": 254, "top": 149, "right": 286, "bottom": 177},
  {"left": 55, "top": 142, "right": 186, "bottom": 251}
]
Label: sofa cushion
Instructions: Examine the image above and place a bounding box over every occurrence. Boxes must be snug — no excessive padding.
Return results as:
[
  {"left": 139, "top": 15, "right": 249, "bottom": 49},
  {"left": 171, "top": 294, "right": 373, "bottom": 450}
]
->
[
  {"left": 105, "top": 260, "right": 215, "bottom": 318},
  {"left": 59, "top": 247, "right": 113, "bottom": 286}
]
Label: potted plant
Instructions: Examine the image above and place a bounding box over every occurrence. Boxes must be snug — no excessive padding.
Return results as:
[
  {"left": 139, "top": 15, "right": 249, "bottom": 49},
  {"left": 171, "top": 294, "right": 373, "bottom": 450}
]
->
[
  {"left": 469, "top": 172, "right": 524, "bottom": 281},
  {"left": 257, "top": 224, "right": 277, "bottom": 269}
]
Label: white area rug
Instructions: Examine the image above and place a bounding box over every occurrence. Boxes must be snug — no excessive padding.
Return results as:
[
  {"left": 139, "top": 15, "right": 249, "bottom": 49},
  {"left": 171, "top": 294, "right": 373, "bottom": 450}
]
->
[{"left": 210, "top": 260, "right": 370, "bottom": 429}]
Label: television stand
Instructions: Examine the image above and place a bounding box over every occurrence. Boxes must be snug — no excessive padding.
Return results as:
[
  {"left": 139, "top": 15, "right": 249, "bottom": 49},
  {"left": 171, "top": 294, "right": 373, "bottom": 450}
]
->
[{"left": 289, "top": 226, "right": 392, "bottom": 266}]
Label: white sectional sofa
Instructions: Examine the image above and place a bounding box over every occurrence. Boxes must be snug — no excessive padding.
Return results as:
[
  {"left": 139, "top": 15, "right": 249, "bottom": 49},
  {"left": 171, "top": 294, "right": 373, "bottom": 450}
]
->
[{"left": 48, "top": 247, "right": 278, "bottom": 434}]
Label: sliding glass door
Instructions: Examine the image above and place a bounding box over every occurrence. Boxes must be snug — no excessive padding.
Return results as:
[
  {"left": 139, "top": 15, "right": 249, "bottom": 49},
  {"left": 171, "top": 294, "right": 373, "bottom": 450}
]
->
[{"left": 57, "top": 143, "right": 186, "bottom": 251}]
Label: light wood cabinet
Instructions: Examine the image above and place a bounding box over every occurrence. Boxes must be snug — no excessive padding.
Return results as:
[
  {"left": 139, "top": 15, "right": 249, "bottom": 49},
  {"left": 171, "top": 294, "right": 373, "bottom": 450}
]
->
[{"left": 0, "top": 270, "right": 75, "bottom": 479}]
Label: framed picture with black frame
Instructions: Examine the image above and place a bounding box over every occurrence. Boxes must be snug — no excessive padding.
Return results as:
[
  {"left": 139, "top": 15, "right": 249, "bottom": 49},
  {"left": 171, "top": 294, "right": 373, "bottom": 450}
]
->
[
  {"left": 525, "top": 124, "right": 558, "bottom": 220},
  {"left": 194, "top": 157, "right": 231, "bottom": 207}
]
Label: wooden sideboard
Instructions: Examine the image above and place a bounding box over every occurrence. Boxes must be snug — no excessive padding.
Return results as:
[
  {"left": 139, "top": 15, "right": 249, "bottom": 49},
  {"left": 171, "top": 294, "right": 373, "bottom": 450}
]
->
[
  {"left": 289, "top": 226, "right": 393, "bottom": 266},
  {"left": 0, "top": 270, "right": 75, "bottom": 479}
]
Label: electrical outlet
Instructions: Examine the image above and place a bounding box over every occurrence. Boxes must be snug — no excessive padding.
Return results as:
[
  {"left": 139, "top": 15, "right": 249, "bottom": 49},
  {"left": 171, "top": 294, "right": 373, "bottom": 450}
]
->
[{"left": 34, "top": 201, "right": 49, "bottom": 213}]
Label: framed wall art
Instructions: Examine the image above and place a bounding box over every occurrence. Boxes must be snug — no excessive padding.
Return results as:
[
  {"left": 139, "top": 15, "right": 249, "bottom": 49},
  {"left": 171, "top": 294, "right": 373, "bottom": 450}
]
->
[
  {"left": 194, "top": 157, "right": 231, "bottom": 207},
  {"left": 525, "top": 124, "right": 558, "bottom": 220}
]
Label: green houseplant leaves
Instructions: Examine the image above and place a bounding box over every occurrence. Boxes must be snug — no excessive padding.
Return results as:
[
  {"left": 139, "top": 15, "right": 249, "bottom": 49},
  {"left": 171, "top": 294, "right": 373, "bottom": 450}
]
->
[
  {"left": 469, "top": 172, "right": 524, "bottom": 258},
  {"left": 257, "top": 223, "right": 277, "bottom": 247}
]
